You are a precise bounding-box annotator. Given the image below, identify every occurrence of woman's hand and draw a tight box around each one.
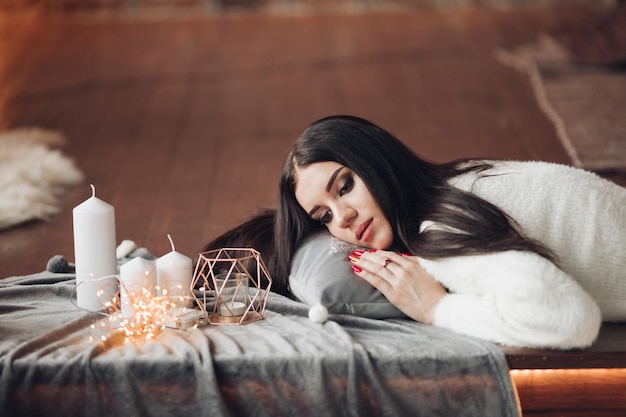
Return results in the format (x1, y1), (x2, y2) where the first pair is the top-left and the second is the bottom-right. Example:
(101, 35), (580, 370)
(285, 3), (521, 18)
(349, 250), (447, 324)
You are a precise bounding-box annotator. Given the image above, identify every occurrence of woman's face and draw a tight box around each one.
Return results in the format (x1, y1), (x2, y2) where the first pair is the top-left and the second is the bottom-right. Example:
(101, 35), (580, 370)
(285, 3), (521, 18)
(294, 161), (393, 249)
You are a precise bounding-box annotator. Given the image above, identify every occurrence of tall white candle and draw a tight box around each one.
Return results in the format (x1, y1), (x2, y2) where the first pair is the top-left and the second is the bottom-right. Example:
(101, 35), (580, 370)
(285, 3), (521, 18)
(156, 234), (193, 310)
(73, 185), (118, 311)
(119, 256), (157, 318)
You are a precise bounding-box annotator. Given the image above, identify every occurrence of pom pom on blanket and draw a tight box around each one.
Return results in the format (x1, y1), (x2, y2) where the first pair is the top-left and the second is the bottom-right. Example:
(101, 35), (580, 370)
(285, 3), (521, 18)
(308, 303), (329, 324)
(47, 241), (156, 274)
(116, 239), (138, 259)
(47, 255), (75, 274)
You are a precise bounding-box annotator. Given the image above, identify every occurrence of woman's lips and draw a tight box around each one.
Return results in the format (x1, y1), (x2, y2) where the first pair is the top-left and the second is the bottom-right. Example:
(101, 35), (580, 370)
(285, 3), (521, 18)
(356, 218), (373, 242)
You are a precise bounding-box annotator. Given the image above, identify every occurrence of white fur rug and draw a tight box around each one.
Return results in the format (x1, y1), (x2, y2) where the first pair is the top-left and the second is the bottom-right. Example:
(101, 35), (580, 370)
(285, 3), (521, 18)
(0, 128), (84, 230)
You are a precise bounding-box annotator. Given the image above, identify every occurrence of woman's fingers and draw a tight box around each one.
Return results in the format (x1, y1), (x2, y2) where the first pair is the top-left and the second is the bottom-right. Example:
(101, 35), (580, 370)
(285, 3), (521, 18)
(348, 249), (446, 324)
(354, 266), (395, 294)
(349, 250), (415, 284)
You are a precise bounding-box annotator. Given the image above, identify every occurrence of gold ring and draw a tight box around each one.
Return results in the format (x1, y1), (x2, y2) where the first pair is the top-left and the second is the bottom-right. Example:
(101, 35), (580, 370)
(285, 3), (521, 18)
(383, 257), (392, 268)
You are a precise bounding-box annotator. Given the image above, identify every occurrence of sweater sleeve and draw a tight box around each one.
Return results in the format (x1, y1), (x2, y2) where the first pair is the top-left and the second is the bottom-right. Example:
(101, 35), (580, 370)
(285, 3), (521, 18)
(449, 160), (626, 321)
(419, 251), (601, 350)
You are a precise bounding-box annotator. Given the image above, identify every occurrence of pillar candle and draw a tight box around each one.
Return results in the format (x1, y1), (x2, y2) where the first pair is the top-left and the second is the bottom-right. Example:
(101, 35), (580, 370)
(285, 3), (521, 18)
(73, 185), (118, 311)
(120, 256), (157, 318)
(156, 234), (193, 310)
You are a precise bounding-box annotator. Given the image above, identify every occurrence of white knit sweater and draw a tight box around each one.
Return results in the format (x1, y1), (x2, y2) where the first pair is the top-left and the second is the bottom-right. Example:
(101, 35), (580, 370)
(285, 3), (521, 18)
(423, 161), (626, 349)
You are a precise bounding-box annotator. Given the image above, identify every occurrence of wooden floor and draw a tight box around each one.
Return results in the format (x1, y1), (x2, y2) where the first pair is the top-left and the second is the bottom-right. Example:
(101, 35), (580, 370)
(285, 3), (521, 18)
(1, 4), (625, 415)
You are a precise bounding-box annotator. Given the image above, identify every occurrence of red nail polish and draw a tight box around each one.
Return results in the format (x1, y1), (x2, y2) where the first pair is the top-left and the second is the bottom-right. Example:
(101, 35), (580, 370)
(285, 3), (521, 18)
(351, 249), (364, 257)
(351, 265), (362, 273)
(368, 249), (377, 253)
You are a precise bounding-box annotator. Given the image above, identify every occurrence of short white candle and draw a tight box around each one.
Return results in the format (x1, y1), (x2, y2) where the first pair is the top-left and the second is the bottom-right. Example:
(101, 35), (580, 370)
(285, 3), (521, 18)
(218, 301), (247, 317)
(119, 256), (157, 318)
(73, 185), (118, 311)
(215, 272), (250, 317)
(156, 234), (193, 309)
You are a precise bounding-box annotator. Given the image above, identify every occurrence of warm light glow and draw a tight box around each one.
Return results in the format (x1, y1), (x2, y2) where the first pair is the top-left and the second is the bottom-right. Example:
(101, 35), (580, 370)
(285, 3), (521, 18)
(117, 287), (175, 343)
(509, 367), (626, 411)
(89, 284), (180, 345)
(510, 368), (625, 377)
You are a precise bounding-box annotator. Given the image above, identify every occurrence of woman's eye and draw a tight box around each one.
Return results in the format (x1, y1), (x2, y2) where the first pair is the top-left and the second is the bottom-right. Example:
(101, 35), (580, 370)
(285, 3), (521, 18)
(319, 210), (332, 225)
(339, 175), (353, 197)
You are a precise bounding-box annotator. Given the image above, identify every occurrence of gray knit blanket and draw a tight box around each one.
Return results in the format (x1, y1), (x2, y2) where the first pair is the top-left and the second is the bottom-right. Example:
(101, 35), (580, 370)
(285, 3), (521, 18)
(0, 271), (519, 417)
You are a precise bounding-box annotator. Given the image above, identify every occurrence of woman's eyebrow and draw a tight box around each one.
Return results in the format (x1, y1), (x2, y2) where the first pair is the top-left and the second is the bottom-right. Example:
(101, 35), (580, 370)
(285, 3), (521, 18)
(326, 166), (345, 192)
(308, 205), (320, 217)
(307, 166), (345, 217)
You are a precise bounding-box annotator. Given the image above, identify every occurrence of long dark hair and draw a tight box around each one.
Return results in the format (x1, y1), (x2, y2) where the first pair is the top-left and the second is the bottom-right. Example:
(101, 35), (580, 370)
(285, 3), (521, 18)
(274, 115), (553, 294)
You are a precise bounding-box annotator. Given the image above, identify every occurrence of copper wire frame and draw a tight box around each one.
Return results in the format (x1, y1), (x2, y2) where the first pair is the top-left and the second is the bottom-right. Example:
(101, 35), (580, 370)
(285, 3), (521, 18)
(191, 248), (272, 325)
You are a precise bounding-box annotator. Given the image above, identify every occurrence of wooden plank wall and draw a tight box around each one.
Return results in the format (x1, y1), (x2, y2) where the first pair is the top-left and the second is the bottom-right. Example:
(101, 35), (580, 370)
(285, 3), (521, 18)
(2, 7), (601, 277)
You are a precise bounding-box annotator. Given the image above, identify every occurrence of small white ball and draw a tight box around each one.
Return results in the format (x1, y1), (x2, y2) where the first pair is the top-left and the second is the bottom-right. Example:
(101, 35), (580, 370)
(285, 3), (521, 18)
(116, 240), (137, 259)
(308, 303), (329, 324)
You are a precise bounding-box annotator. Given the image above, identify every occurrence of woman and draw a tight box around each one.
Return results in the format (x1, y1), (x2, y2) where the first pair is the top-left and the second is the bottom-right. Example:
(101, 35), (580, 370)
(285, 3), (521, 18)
(206, 115), (626, 349)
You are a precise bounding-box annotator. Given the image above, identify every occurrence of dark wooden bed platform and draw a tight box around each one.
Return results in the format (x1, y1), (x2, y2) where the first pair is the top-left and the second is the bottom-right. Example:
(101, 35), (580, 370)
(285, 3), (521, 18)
(505, 323), (626, 416)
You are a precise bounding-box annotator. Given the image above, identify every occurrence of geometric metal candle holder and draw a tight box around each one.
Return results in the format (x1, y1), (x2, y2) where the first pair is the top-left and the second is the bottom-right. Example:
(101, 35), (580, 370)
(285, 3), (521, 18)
(191, 248), (272, 325)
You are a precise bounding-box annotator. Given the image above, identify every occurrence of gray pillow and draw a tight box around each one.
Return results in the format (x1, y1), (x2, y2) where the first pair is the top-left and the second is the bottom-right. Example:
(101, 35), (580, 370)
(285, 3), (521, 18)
(289, 230), (406, 319)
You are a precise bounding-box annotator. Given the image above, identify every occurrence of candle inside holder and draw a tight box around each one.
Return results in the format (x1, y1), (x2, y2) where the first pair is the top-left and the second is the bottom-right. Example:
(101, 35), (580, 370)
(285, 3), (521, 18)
(218, 301), (247, 317)
(215, 273), (249, 317)
(73, 185), (118, 311)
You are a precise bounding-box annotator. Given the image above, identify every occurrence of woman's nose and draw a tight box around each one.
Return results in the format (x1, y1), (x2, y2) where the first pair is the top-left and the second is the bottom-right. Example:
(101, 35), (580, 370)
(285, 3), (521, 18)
(334, 205), (356, 228)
